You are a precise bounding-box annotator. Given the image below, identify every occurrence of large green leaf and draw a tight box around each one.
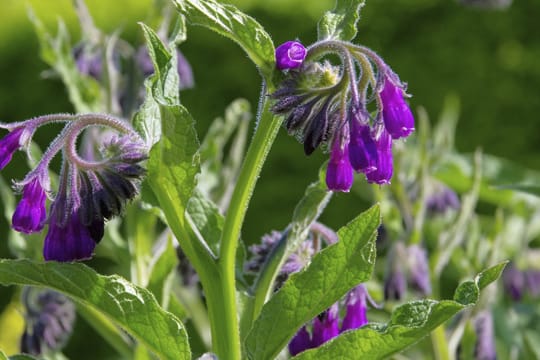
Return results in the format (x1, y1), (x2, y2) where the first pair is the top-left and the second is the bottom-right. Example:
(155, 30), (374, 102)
(317, 0), (366, 41)
(186, 190), (224, 257)
(245, 205), (380, 360)
(172, 0), (275, 78)
(292, 262), (508, 359)
(0, 260), (190, 360)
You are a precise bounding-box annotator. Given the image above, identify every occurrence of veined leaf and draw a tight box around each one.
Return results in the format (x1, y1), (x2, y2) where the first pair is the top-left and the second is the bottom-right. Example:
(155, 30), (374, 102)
(172, 0), (275, 78)
(292, 262), (508, 359)
(0, 259), (190, 360)
(246, 205), (380, 359)
(317, 0), (366, 41)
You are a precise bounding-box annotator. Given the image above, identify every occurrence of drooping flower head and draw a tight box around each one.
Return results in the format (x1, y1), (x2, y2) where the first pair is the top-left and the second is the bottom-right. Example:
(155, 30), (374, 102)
(0, 113), (148, 262)
(271, 38), (414, 191)
(20, 287), (76, 356)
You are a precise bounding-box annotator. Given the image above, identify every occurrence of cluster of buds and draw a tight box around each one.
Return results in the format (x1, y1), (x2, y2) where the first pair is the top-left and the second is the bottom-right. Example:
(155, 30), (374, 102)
(20, 288), (76, 356)
(271, 40), (414, 192)
(0, 113), (147, 261)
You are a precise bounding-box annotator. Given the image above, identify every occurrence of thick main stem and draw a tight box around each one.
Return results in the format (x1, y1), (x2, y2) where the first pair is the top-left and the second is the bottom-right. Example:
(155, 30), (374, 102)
(218, 83), (280, 359)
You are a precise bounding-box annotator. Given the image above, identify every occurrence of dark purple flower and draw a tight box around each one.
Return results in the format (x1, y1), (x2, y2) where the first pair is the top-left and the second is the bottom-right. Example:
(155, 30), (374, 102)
(275, 41), (306, 70)
(12, 178), (47, 234)
(349, 117), (378, 174)
(407, 245), (432, 296)
(73, 45), (103, 80)
(384, 267), (407, 301)
(326, 139), (354, 192)
(21, 288), (75, 356)
(0, 127), (24, 169)
(288, 326), (313, 356)
(426, 183), (461, 214)
(365, 129), (393, 185)
(341, 285), (369, 331)
(474, 311), (497, 360)
(503, 263), (526, 301)
(380, 77), (415, 139)
(524, 270), (540, 297)
(43, 208), (103, 262)
(311, 304), (340, 347)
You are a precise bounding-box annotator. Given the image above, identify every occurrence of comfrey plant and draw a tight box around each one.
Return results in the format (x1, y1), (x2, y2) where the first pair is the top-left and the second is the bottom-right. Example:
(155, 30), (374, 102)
(0, 1), (521, 359)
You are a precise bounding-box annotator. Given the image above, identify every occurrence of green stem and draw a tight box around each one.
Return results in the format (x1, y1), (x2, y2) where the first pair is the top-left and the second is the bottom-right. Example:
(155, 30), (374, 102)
(431, 325), (451, 360)
(218, 82), (280, 359)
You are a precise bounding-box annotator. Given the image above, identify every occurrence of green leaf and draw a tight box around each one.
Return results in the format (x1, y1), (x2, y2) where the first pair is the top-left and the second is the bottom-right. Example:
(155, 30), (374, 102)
(476, 260), (509, 290)
(0, 350), (6, 360)
(28, 10), (101, 113)
(246, 205), (380, 360)
(250, 175), (332, 325)
(147, 236), (179, 307)
(0, 260), (190, 360)
(434, 153), (540, 208)
(186, 190), (224, 257)
(172, 0), (275, 78)
(8, 355), (38, 360)
(317, 0), (366, 41)
(292, 262), (508, 360)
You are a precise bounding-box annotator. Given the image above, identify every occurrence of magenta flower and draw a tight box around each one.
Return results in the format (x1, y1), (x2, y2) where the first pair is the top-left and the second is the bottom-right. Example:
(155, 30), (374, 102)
(288, 326), (313, 356)
(311, 304), (340, 347)
(380, 77), (415, 139)
(366, 129), (393, 185)
(12, 178), (47, 234)
(341, 285), (369, 331)
(349, 118), (378, 174)
(326, 139), (354, 192)
(275, 41), (307, 70)
(0, 127), (24, 169)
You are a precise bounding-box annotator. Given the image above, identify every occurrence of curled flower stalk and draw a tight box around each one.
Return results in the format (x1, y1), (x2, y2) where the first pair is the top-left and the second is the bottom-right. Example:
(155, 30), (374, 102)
(271, 39), (415, 191)
(0, 113), (148, 261)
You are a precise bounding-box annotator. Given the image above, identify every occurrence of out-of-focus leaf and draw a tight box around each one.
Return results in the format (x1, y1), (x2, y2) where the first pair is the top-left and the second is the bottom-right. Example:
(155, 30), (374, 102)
(317, 0), (365, 41)
(172, 0), (275, 78)
(246, 205), (380, 359)
(28, 10), (100, 113)
(147, 236), (179, 307)
(0, 260), (190, 360)
(434, 153), (540, 208)
(292, 262), (508, 360)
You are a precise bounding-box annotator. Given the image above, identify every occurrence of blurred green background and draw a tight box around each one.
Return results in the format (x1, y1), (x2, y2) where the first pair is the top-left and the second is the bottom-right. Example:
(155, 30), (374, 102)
(0, 0), (539, 356)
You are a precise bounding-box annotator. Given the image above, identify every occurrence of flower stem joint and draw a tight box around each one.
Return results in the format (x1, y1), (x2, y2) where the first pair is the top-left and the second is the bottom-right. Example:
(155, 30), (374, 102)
(0, 114), (148, 262)
(271, 40), (415, 192)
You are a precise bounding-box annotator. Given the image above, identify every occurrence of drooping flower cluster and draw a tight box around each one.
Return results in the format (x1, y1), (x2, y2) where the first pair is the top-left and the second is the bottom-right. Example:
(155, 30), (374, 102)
(0, 113), (147, 261)
(384, 242), (431, 300)
(503, 262), (540, 301)
(272, 40), (415, 192)
(288, 285), (373, 356)
(20, 287), (76, 356)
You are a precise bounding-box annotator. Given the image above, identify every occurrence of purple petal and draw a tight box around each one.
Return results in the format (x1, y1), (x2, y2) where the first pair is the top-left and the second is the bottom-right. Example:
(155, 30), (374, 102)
(380, 78), (415, 139)
(312, 304), (339, 347)
(288, 326), (313, 356)
(12, 178), (47, 233)
(326, 139), (354, 192)
(341, 285), (369, 331)
(0, 127), (24, 169)
(365, 129), (393, 185)
(275, 41), (307, 70)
